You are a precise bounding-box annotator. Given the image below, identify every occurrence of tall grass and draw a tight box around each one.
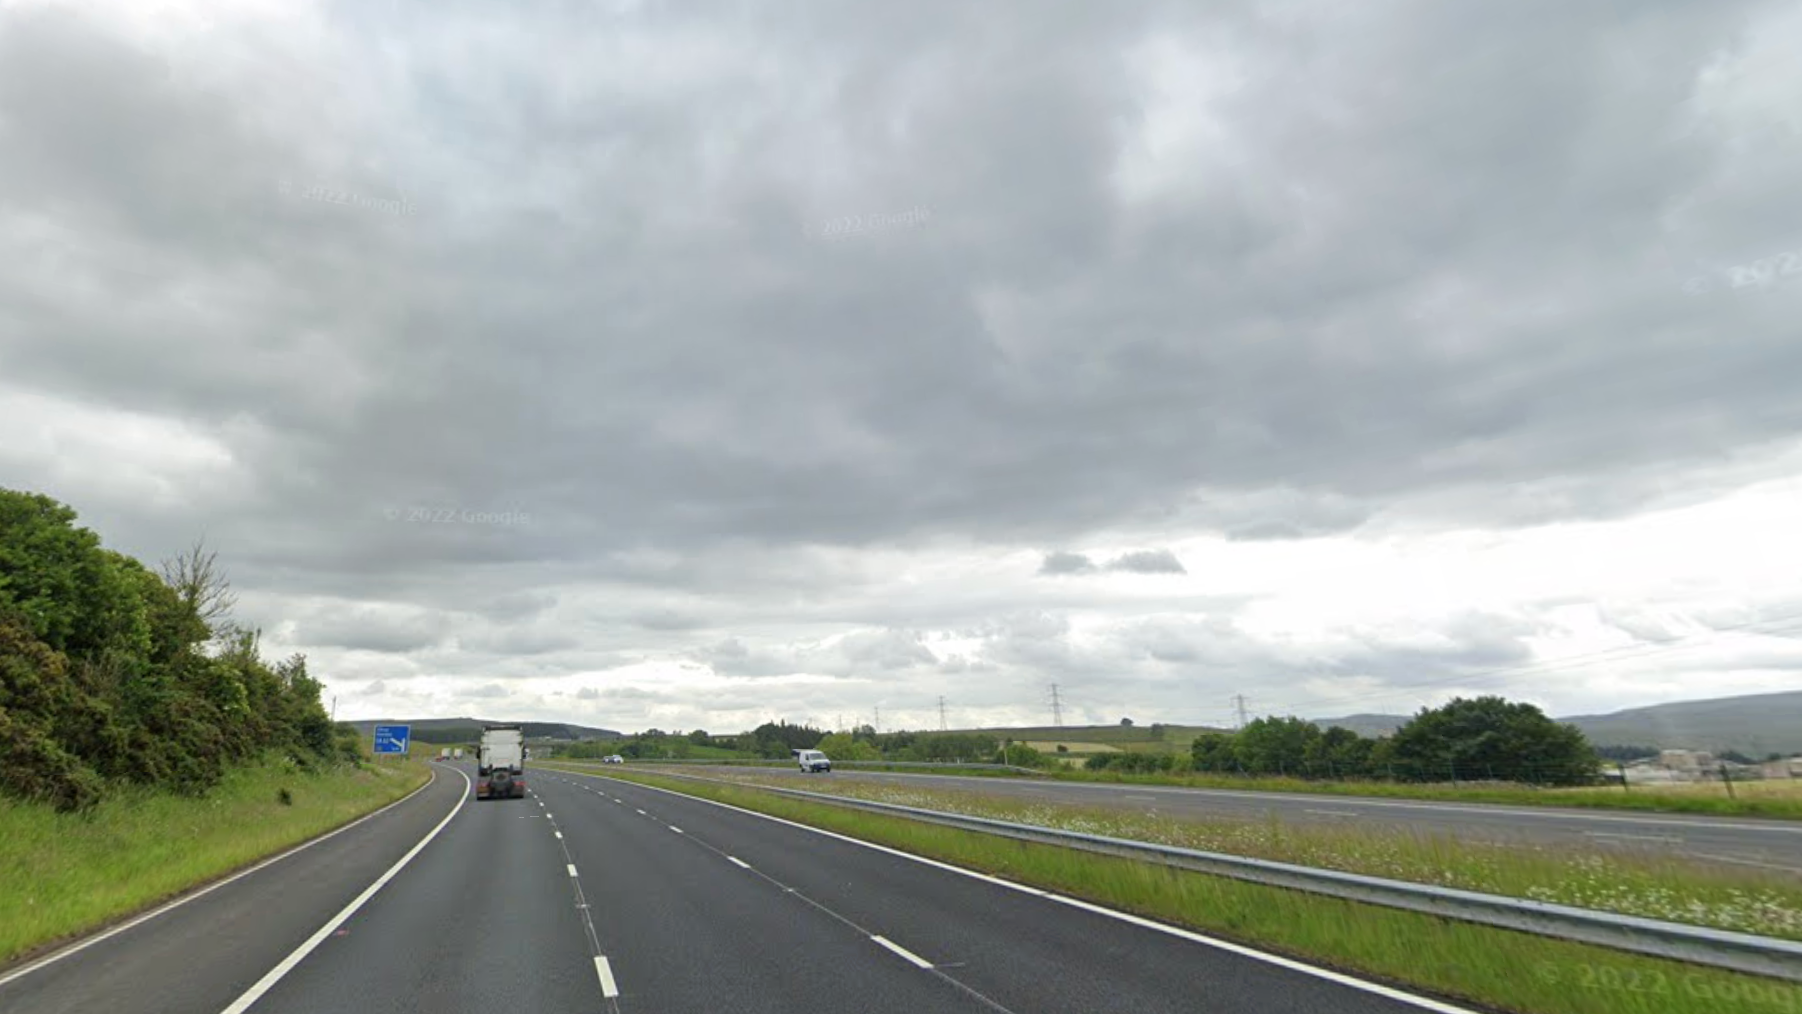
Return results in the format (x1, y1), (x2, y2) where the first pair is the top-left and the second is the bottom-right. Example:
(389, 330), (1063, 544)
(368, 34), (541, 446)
(0, 756), (430, 967)
(574, 768), (1802, 1014)
(1045, 767), (1802, 818)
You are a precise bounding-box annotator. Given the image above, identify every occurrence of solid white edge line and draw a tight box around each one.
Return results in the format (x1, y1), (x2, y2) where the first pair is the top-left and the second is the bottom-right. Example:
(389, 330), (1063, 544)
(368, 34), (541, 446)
(567, 864), (578, 877)
(871, 935), (934, 969)
(0, 766), (441, 989)
(594, 955), (619, 998)
(557, 768), (1488, 1014)
(726, 856), (751, 869)
(216, 768), (471, 1014)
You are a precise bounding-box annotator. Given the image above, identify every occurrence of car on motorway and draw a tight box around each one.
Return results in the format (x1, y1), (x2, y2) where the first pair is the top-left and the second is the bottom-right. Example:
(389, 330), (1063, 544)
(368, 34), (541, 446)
(798, 749), (832, 773)
(602, 754), (624, 764)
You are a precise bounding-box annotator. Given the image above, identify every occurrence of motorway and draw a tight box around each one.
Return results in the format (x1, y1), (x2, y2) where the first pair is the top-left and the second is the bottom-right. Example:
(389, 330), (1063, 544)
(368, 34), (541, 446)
(0, 761), (1490, 1014)
(668, 765), (1802, 874)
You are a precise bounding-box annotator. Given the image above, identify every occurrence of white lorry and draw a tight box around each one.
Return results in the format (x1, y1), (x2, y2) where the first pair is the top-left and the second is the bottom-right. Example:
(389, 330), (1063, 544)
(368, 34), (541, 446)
(477, 725), (526, 799)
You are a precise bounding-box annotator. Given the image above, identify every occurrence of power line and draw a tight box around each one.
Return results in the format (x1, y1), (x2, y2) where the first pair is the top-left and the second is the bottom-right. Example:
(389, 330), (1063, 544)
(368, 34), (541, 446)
(1260, 610), (1802, 717)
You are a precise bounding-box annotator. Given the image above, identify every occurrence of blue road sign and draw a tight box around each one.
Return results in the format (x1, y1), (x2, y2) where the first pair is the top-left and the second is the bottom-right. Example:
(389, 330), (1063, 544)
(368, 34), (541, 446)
(373, 724), (410, 755)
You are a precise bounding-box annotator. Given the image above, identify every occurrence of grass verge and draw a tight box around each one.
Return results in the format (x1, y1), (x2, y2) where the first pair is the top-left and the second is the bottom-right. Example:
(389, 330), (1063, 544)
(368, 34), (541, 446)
(1042, 768), (1802, 820)
(553, 765), (1801, 1014)
(648, 768), (1802, 940)
(0, 755), (430, 967)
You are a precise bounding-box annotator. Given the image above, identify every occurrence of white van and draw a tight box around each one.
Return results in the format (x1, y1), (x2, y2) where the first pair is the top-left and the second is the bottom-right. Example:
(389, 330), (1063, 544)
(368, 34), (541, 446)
(797, 749), (832, 773)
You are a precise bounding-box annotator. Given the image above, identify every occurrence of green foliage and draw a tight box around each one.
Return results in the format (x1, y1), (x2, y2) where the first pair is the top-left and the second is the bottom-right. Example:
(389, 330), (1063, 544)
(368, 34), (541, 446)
(0, 488), (347, 811)
(1235, 716), (1323, 776)
(816, 733), (882, 761)
(997, 742), (1053, 768)
(1178, 697), (1603, 786)
(1389, 696), (1600, 786)
(1085, 751), (1175, 773)
(748, 720), (825, 757)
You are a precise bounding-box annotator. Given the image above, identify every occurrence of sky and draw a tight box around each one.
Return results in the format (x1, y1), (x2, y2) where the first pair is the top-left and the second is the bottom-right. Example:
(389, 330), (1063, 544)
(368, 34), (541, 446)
(3, 0), (1801, 736)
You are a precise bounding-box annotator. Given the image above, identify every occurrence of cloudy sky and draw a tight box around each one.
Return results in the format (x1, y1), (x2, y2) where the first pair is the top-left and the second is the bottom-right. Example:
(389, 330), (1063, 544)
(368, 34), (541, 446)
(4, 0), (1801, 735)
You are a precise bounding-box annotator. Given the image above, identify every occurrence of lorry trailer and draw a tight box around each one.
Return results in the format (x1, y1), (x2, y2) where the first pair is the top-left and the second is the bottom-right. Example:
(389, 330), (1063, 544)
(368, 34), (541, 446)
(476, 724), (526, 799)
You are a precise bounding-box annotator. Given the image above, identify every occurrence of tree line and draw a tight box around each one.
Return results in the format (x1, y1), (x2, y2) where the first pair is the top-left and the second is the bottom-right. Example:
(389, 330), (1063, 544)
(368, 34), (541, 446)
(1080, 697), (1603, 785)
(0, 489), (359, 811)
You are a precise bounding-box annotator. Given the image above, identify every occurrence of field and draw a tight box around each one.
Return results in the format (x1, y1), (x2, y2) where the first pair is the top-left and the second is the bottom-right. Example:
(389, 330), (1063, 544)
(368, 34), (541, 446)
(570, 766), (1802, 1014)
(979, 723), (1215, 754)
(0, 756), (431, 967)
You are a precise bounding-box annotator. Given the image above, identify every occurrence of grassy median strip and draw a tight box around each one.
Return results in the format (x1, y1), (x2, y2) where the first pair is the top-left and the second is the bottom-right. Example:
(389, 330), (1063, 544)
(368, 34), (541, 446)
(1045, 768), (1802, 820)
(665, 768), (1802, 942)
(0, 756), (431, 968)
(554, 764), (1801, 1014)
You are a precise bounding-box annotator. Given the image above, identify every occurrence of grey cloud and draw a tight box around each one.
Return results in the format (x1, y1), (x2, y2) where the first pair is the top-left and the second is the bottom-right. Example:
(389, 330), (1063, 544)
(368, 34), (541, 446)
(1105, 549), (1187, 574)
(576, 687), (600, 700)
(1039, 551), (1098, 575)
(4, 3), (1798, 723)
(293, 606), (452, 653)
(466, 683), (510, 699)
(633, 609), (709, 631)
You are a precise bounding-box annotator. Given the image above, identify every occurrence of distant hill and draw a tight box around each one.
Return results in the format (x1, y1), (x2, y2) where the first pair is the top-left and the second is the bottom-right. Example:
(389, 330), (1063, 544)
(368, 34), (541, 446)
(345, 717), (623, 744)
(1312, 691), (1802, 757)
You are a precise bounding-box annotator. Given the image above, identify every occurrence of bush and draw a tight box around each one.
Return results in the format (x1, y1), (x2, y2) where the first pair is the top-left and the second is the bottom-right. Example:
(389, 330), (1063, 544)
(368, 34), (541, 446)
(0, 488), (348, 808)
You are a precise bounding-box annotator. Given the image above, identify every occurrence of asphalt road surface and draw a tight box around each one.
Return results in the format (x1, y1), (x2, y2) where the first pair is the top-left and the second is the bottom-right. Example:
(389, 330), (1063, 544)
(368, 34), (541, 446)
(0, 761), (1491, 1014)
(673, 765), (1802, 874)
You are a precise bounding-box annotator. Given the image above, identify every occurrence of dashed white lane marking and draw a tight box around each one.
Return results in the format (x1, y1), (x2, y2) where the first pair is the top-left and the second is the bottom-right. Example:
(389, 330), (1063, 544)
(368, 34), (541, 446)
(555, 831), (564, 839)
(636, 809), (647, 815)
(1676, 851), (1802, 873)
(566, 769), (1488, 1014)
(727, 856), (751, 869)
(567, 864), (579, 877)
(1582, 832), (1682, 843)
(872, 935), (934, 969)
(1304, 809), (1361, 817)
(594, 955), (619, 998)
(670, 826), (684, 834)
(216, 768), (472, 1014)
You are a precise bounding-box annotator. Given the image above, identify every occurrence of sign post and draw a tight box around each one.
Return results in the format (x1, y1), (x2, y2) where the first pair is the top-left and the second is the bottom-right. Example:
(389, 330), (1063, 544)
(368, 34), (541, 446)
(374, 724), (410, 763)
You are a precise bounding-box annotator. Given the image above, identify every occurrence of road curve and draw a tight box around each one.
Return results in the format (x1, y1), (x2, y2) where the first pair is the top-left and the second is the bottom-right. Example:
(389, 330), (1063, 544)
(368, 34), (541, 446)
(667, 764), (1802, 873)
(0, 764), (467, 1014)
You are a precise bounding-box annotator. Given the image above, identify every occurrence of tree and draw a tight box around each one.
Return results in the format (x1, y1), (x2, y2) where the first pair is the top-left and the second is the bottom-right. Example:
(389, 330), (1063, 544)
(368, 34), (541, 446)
(688, 729), (710, 746)
(1302, 726), (1377, 779)
(158, 537), (237, 640)
(0, 488), (348, 809)
(1234, 716), (1322, 777)
(1388, 696), (1599, 786)
(1120, 717), (1134, 727)
(1190, 732), (1239, 773)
